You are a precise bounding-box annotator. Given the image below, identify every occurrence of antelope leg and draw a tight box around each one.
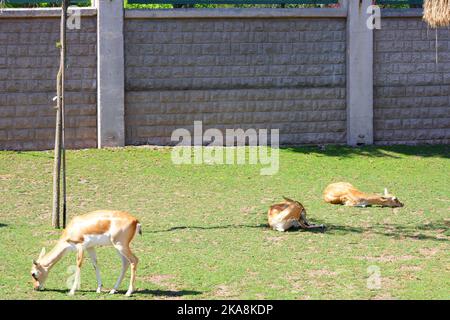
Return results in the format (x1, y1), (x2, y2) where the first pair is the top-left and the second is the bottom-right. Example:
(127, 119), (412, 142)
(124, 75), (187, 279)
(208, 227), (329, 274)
(299, 211), (325, 230)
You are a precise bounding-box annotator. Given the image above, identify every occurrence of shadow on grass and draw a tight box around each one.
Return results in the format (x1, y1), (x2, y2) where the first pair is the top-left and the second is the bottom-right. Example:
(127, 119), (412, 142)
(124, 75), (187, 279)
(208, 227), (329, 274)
(0, 223), (7, 228)
(150, 224), (268, 233)
(284, 225), (326, 233)
(152, 220), (448, 242)
(42, 288), (202, 298)
(9, 151), (53, 159)
(315, 219), (449, 243)
(152, 223), (326, 233)
(4, 145), (449, 160)
(282, 145), (450, 159)
(42, 288), (98, 294)
(134, 289), (202, 297)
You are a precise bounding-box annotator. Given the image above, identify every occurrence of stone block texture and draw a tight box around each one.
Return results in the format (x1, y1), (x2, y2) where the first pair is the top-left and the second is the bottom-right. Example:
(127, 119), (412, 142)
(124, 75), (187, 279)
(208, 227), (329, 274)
(0, 17), (97, 151)
(124, 18), (347, 146)
(374, 18), (450, 145)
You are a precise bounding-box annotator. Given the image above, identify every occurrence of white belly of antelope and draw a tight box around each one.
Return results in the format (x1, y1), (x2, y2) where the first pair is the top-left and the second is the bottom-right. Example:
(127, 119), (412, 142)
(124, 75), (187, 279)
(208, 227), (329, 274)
(272, 219), (300, 232)
(83, 234), (112, 248)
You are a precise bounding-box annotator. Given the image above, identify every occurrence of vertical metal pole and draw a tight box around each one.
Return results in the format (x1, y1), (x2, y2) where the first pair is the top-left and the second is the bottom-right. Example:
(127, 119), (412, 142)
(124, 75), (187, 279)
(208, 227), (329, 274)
(52, 74), (61, 229)
(61, 0), (68, 229)
(52, 0), (68, 229)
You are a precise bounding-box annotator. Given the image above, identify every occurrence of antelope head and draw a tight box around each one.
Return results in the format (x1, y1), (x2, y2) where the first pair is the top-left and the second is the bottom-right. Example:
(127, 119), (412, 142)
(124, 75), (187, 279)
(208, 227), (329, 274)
(379, 188), (404, 208)
(31, 248), (49, 291)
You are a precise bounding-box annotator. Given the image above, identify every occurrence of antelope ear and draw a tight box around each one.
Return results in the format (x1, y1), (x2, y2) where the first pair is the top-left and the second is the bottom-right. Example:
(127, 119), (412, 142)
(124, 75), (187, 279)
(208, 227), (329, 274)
(38, 247), (46, 260)
(384, 188), (389, 196)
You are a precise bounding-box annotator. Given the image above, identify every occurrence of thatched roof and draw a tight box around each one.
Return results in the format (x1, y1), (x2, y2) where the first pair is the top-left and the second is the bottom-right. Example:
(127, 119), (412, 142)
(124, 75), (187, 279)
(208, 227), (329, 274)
(423, 0), (450, 28)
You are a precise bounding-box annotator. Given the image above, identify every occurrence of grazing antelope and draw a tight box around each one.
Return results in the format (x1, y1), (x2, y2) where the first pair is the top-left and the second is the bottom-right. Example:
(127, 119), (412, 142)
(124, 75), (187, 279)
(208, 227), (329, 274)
(31, 210), (141, 296)
(268, 197), (325, 232)
(323, 182), (404, 208)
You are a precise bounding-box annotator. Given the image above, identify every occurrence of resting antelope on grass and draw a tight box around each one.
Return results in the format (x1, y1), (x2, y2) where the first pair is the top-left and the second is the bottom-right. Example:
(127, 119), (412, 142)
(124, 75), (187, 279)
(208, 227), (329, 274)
(268, 197), (325, 232)
(31, 210), (141, 296)
(323, 182), (404, 208)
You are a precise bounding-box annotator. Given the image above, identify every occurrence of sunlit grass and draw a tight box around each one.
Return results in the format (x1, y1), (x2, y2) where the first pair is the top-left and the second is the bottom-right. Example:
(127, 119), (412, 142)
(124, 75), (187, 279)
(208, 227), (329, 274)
(0, 145), (448, 299)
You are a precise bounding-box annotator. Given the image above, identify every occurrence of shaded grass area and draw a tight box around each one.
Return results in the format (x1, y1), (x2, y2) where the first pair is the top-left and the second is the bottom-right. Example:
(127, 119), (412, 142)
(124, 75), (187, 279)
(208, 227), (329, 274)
(0, 145), (448, 300)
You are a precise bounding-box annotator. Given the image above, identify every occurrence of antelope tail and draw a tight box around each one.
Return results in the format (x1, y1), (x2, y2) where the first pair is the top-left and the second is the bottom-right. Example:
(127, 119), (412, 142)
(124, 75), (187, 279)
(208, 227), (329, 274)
(136, 223), (142, 236)
(282, 196), (295, 203)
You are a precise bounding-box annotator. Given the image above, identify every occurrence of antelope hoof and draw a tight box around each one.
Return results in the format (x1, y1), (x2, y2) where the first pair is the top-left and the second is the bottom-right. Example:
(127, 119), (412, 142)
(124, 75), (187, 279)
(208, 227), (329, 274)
(96, 287), (102, 294)
(68, 290), (75, 296)
(125, 290), (133, 297)
(109, 289), (117, 295)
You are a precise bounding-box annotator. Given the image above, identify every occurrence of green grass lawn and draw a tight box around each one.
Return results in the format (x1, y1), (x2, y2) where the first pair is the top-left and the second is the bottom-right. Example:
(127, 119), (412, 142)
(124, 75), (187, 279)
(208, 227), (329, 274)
(0, 145), (449, 300)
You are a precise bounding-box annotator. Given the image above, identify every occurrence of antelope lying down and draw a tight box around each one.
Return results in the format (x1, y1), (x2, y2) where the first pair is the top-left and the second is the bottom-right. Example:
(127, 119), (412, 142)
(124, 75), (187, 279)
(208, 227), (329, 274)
(31, 210), (141, 296)
(323, 182), (404, 208)
(268, 197), (325, 232)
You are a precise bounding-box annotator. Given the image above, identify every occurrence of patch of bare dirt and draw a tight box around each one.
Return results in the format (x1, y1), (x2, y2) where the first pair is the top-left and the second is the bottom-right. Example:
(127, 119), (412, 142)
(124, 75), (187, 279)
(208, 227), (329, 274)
(265, 236), (285, 244)
(308, 269), (338, 277)
(240, 206), (256, 214)
(214, 284), (238, 298)
(287, 271), (328, 294)
(246, 270), (259, 278)
(400, 265), (422, 272)
(254, 293), (265, 299)
(261, 197), (277, 204)
(142, 274), (177, 290)
(356, 255), (416, 263)
(418, 247), (440, 257)
(371, 292), (395, 300)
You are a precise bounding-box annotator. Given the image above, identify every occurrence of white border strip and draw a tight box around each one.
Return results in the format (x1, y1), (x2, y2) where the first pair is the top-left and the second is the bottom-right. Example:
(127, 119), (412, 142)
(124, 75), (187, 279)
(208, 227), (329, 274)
(0, 8), (97, 18)
(125, 8), (348, 19)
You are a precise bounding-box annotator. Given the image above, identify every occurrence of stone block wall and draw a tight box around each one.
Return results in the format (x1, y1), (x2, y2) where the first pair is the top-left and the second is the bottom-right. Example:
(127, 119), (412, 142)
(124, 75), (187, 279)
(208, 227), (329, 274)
(2, 8), (450, 150)
(0, 15), (97, 150)
(124, 18), (347, 145)
(374, 18), (450, 145)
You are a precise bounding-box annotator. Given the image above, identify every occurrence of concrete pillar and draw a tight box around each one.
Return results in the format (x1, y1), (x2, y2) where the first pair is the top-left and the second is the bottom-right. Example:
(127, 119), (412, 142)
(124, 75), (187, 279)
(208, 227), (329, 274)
(345, 0), (374, 146)
(338, 0), (348, 10)
(96, 0), (125, 148)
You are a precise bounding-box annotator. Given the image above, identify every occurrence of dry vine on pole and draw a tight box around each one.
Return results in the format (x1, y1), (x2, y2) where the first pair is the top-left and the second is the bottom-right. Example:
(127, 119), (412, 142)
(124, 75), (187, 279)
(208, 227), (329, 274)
(52, 0), (69, 229)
